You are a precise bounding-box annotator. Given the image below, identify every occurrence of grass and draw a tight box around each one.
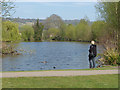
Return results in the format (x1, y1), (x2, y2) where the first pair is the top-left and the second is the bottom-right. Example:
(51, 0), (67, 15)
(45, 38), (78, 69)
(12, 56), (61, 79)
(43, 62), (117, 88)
(2, 65), (118, 73)
(2, 74), (118, 88)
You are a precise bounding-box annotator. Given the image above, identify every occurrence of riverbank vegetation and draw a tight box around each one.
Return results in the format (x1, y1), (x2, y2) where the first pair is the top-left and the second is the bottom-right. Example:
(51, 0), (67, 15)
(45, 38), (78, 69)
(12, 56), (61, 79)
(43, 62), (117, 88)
(1, 21), (21, 55)
(96, 2), (120, 65)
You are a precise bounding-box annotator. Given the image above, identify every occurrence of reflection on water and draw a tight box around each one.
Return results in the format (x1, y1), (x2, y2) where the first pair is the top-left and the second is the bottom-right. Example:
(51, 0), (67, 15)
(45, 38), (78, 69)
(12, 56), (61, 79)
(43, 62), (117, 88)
(2, 42), (103, 71)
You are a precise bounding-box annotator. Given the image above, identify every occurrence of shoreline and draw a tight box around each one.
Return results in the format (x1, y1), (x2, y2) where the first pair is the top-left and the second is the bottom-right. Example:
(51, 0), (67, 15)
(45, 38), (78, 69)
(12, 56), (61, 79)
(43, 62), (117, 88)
(1, 40), (99, 43)
(2, 65), (118, 73)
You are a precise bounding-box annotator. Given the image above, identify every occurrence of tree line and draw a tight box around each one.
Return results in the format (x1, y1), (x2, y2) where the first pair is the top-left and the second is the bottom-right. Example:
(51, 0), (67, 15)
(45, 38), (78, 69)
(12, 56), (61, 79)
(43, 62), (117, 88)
(2, 15), (105, 43)
(42, 14), (107, 43)
(2, 19), (44, 42)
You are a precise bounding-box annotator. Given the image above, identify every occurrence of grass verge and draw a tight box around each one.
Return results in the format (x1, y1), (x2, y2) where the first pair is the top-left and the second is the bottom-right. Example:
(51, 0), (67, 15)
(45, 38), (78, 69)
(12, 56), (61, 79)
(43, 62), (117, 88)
(2, 74), (118, 88)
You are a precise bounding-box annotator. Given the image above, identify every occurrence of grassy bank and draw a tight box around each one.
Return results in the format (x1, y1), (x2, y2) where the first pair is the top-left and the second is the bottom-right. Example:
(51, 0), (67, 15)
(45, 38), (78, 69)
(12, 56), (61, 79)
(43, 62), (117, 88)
(2, 74), (118, 88)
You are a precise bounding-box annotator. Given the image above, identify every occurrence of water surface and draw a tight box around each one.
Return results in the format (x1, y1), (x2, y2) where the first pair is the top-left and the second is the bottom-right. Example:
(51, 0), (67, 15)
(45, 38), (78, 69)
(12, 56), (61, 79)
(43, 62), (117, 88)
(2, 42), (103, 71)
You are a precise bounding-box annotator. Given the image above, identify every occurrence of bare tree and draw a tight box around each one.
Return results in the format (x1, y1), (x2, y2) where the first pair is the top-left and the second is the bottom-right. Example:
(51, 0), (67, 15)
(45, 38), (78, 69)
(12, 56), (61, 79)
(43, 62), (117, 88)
(0, 0), (15, 18)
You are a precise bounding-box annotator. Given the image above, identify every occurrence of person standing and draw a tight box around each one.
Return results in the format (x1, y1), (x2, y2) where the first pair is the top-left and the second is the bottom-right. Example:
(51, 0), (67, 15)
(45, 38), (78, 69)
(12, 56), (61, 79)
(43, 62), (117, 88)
(89, 41), (97, 68)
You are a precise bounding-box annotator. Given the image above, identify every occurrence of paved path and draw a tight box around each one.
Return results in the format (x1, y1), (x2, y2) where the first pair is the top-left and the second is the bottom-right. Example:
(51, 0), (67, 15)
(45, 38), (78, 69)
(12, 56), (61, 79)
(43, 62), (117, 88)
(1, 70), (119, 78)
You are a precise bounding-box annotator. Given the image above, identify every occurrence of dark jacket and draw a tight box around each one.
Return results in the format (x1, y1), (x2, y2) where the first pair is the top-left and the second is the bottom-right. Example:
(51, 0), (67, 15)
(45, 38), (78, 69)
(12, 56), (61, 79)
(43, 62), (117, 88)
(89, 44), (97, 58)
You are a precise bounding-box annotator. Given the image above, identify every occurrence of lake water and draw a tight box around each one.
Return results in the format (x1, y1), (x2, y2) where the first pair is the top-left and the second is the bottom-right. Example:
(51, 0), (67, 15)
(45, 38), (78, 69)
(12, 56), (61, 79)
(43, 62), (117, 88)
(2, 42), (103, 71)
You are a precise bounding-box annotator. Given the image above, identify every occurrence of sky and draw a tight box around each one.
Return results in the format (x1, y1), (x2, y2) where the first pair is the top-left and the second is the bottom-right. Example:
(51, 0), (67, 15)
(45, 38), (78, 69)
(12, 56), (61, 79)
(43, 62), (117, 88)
(13, 2), (98, 21)
(11, 0), (119, 2)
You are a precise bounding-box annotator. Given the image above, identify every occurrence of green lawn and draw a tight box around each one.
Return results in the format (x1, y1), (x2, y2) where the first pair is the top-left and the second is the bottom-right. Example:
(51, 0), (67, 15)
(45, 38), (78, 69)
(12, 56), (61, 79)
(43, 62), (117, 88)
(2, 74), (118, 88)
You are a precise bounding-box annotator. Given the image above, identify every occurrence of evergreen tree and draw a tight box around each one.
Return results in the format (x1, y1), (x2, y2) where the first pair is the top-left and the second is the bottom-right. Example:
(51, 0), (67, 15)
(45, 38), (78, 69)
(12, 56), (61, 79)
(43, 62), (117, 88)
(33, 19), (44, 41)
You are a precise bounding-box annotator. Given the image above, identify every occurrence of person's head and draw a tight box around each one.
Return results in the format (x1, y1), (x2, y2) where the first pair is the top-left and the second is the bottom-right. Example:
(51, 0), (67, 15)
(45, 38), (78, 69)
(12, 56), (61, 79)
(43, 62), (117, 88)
(91, 40), (95, 45)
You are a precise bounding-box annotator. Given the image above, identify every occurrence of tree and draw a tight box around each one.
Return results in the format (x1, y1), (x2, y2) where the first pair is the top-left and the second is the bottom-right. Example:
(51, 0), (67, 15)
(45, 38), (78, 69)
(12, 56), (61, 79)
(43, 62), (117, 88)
(96, 2), (120, 50)
(65, 24), (76, 41)
(75, 19), (91, 41)
(42, 30), (49, 40)
(59, 23), (66, 40)
(2, 21), (21, 41)
(1, 0), (15, 18)
(20, 25), (34, 41)
(33, 19), (44, 41)
(44, 14), (64, 30)
(48, 28), (60, 39)
(91, 21), (107, 41)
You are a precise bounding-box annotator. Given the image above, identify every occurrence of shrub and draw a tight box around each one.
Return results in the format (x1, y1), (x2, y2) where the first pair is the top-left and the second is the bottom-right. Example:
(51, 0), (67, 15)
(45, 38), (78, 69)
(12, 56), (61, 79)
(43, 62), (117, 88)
(2, 42), (16, 54)
(101, 48), (120, 65)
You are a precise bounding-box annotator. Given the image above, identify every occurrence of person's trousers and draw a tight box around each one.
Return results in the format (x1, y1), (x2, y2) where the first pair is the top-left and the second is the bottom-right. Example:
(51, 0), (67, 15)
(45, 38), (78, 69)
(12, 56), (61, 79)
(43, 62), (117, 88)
(89, 57), (95, 68)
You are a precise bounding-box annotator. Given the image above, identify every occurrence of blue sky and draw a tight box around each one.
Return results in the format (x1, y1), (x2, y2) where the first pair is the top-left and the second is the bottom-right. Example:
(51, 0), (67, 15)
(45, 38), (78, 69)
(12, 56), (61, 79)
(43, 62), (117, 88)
(13, 2), (98, 21)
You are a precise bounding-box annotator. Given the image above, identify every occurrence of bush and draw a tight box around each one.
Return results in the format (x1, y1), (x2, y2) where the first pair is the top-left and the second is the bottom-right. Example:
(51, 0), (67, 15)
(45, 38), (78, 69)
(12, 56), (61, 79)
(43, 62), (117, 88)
(101, 48), (120, 65)
(2, 42), (17, 55)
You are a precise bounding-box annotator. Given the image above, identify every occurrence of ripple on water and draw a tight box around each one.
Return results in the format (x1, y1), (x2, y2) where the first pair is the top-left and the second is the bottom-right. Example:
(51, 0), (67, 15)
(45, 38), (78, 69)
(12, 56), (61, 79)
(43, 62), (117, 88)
(2, 42), (103, 71)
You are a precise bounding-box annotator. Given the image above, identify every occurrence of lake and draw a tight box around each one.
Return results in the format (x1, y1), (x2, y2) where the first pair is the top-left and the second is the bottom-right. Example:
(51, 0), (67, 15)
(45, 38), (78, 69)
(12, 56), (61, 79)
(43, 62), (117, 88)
(2, 42), (103, 71)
